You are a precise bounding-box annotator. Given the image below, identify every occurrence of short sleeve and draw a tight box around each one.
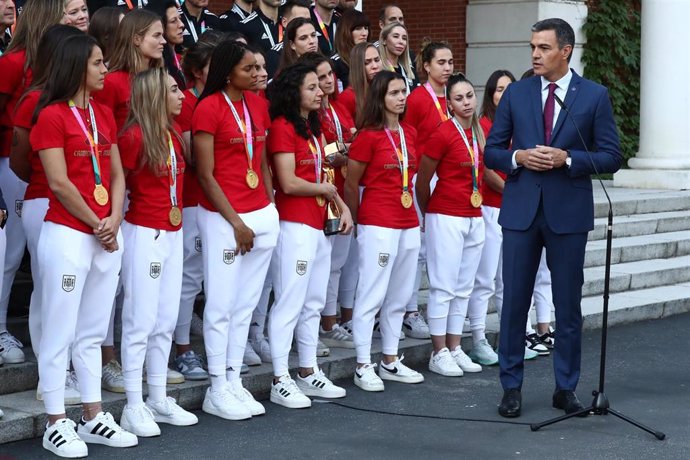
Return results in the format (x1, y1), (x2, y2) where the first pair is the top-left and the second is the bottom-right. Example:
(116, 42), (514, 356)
(266, 118), (297, 155)
(13, 93), (38, 129)
(348, 129), (374, 163)
(424, 127), (448, 161)
(30, 106), (66, 152)
(118, 126), (143, 171)
(192, 96), (221, 136)
(0, 52), (24, 95)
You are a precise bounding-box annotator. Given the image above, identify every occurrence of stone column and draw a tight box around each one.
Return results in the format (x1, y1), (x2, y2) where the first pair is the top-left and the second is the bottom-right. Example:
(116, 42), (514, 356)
(613, 0), (690, 190)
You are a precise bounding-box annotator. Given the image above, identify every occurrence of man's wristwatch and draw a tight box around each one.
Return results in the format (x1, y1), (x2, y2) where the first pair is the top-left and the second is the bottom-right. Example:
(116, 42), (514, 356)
(565, 150), (572, 168)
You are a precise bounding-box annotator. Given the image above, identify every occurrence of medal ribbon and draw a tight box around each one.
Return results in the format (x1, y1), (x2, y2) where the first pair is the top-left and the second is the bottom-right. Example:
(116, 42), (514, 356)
(451, 118), (480, 193)
(124, 0), (134, 9)
(307, 135), (322, 184)
(223, 92), (254, 170)
(327, 103), (343, 143)
(313, 8), (332, 51)
(68, 100), (103, 187)
(424, 82), (449, 122)
(167, 132), (178, 208)
(384, 127), (409, 193)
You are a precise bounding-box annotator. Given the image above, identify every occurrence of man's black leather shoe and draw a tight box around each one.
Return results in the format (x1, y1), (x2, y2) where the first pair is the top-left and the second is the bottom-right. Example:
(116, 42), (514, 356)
(552, 390), (588, 417)
(498, 389), (522, 418)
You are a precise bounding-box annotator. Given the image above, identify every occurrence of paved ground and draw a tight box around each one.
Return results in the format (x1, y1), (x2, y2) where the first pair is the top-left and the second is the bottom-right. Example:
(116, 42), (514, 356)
(2, 313), (688, 459)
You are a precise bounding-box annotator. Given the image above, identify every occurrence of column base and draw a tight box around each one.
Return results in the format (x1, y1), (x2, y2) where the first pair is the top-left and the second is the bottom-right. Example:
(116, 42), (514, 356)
(613, 169), (690, 190)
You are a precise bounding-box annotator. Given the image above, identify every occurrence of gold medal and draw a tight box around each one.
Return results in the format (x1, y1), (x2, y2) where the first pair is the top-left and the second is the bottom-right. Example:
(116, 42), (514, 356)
(470, 191), (483, 208)
(169, 206), (182, 226)
(246, 169), (259, 189)
(401, 191), (413, 209)
(93, 184), (109, 206)
(316, 196), (326, 207)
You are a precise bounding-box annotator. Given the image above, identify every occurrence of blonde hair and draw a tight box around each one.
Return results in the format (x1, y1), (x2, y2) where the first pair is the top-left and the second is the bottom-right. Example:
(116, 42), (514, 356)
(379, 22), (413, 80)
(123, 68), (182, 171)
(108, 9), (164, 76)
(6, 0), (66, 70)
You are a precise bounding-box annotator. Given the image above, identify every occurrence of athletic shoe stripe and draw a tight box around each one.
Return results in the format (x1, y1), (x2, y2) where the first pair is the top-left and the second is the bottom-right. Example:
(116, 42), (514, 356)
(49, 430), (60, 442)
(55, 438), (67, 448)
(91, 422), (103, 434)
(104, 429), (115, 439)
(98, 425), (110, 436)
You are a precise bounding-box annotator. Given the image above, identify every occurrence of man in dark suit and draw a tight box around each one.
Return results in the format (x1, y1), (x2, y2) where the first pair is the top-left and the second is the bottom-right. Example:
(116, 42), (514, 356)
(484, 18), (623, 418)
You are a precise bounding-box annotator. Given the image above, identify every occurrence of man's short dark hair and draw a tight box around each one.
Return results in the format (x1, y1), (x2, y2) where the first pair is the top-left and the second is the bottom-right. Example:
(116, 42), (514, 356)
(279, 0), (311, 19)
(378, 4), (400, 22)
(532, 18), (575, 62)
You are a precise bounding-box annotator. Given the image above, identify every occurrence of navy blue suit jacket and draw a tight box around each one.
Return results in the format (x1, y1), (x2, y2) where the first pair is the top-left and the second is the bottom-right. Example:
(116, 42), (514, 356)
(484, 71), (622, 234)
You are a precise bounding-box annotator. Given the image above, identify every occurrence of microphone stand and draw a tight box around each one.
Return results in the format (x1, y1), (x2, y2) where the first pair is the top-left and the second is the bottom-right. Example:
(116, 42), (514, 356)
(529, 95), (665, 440)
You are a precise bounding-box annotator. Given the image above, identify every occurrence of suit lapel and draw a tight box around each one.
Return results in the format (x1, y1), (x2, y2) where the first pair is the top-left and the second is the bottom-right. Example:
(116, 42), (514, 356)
(549, 70), (582, 145)
(531, 76), (545, 145)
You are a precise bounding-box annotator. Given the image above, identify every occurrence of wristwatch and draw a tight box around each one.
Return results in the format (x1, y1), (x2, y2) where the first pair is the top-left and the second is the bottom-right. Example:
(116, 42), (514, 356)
(565, 150), (572, 168)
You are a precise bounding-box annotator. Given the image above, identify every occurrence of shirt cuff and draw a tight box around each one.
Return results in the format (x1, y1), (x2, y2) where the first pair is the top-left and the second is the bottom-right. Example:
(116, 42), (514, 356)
(511, 150), (520, 169)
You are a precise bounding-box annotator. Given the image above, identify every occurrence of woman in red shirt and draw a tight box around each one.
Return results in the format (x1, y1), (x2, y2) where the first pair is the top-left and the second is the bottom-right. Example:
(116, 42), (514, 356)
(0, 0), (65, 367)
(30, 35), (136, 457)
(193, 41), (277, 420)
(266, 62), (352, 409)
(94, 9), (165, 130)
(338, 42), (382, 124)
(416, 73), (487, 377)
(117, 68), (198, 437)
(345, 71), (423, 392)
(10, 24), (83, 404)
(298, 52), (357, 349)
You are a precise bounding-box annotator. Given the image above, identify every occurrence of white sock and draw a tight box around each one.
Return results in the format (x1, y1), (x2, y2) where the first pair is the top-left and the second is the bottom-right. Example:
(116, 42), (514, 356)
(226, 367), (241, 382)
(210, 374), (227, 390)
(147, 384), (166, 403)
(472, 329), (486, 343)
(126, 390), (144, 406)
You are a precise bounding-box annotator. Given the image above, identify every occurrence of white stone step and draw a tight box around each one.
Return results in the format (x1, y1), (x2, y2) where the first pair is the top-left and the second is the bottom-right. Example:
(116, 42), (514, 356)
(584, 230), (690, 268)
(593, 184), (690, 218)
(589, 210), (690, 241)
(582, 255), (690, 297)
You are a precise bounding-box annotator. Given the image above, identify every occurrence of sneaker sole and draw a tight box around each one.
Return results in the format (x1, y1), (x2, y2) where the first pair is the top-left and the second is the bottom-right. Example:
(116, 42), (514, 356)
(120, 419), (161, 438)
(43, 437), (88, 458)
(296, 383), (346, 399)
(78, 431), (138, 447)
(179, 373), (209, 381)
(354, 377), (384, 392)
(469, 355), (499, 366)
(319, 338), (356, 349)
(378, 371), (424, 384)
(149, 412), (199, 426)
(1, 356), (25, 364)
(202, 400), (252, 420)
(316, 349), (330, 357)
(403, 329), (431, 340)
(244, 360), (262, 367)
(269, 393), (312, 409)
(429, 363), (463, 377)
(102, 384), (126, 394)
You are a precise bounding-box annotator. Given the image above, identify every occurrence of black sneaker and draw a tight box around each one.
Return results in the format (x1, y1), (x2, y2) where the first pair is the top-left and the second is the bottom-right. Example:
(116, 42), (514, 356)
(525, 333), (550, 356)
(538, 327), (555, 349)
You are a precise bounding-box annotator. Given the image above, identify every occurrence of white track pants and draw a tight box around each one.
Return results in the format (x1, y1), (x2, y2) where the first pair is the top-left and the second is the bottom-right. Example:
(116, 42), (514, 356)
(38, 222), (122, 414)
(324, 232), (352, 316)
(21, 197), (48, 356)
(121, 222), (183, 394)
(268, 221), (331, 376)
(426, 214), (484, 336)
(337, 235), (358, 309)
(249, 273), (272, 340)
(174, 206), (204, 345)
(353, 225), (420, 363)
(0, 158), (27, 331)
(199, 204), (279, 376)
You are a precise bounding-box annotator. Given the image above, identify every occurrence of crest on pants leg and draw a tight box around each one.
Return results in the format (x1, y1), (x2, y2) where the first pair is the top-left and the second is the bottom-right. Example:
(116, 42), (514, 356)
(150, 262), (162, 279)
(223, 249), (235, 265)
(62, 275), (76, 292)
(378, 253), (390, 267)
(296, 260), (307, 276)
(194, 237), (202, 252)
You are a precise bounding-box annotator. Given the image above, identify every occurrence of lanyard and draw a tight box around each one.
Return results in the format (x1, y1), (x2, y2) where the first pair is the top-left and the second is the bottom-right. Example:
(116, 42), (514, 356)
(167, 132), (178, 207)
(183, 12), (199, 42)
(307, 135), (322, 184)
(326, 103), (343, 143)
(451, 118), (480, 192)
(222, 91), (254, 167)
(68, 101), (103, 186)
(423, 82), (449, 122)
(384, 127), (409, 193)
(313, 8), (332, 51)
(191, 87), (199, 98)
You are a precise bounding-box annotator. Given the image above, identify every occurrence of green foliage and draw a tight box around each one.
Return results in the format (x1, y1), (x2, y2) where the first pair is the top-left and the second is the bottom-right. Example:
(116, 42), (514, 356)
(582, 0), (641, 165)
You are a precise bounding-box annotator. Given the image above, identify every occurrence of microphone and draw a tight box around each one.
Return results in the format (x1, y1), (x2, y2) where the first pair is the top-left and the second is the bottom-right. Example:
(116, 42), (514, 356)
(553, 93), (612, 212)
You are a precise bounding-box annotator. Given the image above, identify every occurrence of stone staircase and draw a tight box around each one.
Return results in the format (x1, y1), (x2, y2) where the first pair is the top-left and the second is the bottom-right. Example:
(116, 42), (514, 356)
(1, 182), (689, 445)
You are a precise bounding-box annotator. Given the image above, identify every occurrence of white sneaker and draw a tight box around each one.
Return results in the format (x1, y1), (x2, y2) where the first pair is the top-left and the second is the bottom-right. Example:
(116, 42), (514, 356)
(319, 324), (355, 349)
(43, 418), (88, 458)
(77, 411), (138, 447)
(0, 407), (3, 418)
(65, 371), (81, 405)
(296, 367), (346, 398)
(249, 335), (272, 363)
(190, 312), (204, 336)
(316, 339), (330, 357)
(244, 341), (262, 366)
(403, 312), (431, 339)
(202, 385), (252, 420)
(146, 396), (198, 426)
(167, 368), (185, 384)
(270, 375), (312, 409)
(451, 346), (483, 373)
(429, 348), (463, 377)
(354, 363), (385, 392)
(378, 356), (424, 384)
(524, 346), (538, 360)
(340, 320), (353, 335)
(0, 331), (25, 364)
(468, 339), (499, 366)
(229, 379), (265, 416)
(121, 404), (161, 437)
(102, 360), (125, 393)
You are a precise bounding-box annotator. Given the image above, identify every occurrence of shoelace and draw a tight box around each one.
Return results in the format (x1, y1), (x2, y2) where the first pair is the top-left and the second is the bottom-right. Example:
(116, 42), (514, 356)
(185, 352), (205, 368)
(0, 332), (22, 349)
(55, 419), (81, 443)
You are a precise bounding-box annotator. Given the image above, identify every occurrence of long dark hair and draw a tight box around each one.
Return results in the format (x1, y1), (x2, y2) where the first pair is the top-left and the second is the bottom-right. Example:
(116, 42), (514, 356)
(25, 25), (84, 94)
(334, 9), (370, 67)
(88, 6), (123, 63)
(267, 63), (321, 139)
(481, 69), (516, 121)
(198, 40), (251, 103)
(275, 17), (317, 77)
(358, 70), (405, 130)
(181, 33), (223, 84)
(33, 35), (100, 123)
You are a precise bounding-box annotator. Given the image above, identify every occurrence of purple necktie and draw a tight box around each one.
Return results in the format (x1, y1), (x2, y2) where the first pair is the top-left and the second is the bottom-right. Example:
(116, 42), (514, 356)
(544, 82), (557, 145)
